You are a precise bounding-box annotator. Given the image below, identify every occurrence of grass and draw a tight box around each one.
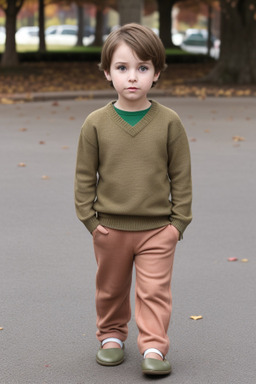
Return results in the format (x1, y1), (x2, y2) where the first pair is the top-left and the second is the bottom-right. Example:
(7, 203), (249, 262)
(0, 44), (103, 53)
(0, 44), (186, 55)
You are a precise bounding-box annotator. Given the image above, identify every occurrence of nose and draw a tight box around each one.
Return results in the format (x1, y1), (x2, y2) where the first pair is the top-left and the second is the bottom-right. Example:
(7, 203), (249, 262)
(128, 69), (137, 82)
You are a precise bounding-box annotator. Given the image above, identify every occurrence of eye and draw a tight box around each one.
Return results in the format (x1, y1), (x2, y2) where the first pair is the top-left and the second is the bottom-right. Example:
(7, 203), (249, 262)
(139, 65), (148, 72)
(117, 65), (126, 72)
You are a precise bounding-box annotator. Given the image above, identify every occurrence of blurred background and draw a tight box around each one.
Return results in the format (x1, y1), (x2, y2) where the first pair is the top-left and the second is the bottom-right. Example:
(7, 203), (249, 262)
(0, 0), (220, 57)
(0, 1), (255, 93)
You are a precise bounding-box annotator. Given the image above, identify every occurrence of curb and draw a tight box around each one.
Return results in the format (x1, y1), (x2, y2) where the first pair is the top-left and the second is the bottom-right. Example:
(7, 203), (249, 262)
(0, 89), (173, 103)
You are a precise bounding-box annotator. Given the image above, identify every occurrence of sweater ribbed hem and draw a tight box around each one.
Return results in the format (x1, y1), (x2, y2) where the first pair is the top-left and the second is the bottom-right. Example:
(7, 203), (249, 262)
(98, 214), (171, 232)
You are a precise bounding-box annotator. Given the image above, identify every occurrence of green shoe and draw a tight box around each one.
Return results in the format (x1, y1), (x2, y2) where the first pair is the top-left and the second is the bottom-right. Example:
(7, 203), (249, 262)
(96, 346), (125, 366)
(141, 358), (172, 376)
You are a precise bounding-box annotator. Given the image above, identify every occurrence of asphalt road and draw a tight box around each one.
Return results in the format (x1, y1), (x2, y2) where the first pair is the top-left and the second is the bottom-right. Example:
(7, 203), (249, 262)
(1, 97), (255, 384)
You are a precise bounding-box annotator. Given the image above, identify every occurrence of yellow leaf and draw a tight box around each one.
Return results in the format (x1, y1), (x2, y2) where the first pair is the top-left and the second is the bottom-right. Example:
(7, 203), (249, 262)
(18, 162), (26, 167)
(241, 259), (248, 263)
(1, 98), (14, 104)
(232, 136), (245, 142)
(190, 315), (203, 320)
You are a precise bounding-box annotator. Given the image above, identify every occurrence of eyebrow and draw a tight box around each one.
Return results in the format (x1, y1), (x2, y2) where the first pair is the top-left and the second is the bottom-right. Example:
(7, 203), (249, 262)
(114, 60), (152, 65)
(114, 61), (128, 65)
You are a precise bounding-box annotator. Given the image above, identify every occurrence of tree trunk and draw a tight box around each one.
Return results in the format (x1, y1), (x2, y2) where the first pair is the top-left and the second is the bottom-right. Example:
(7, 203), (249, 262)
(206, 0), (256, 84)
(38, 0), (46, 52)
(118, 0), (143, 25)
(207, 4), (213, 56)
(1, 0), (24, 67)
(94, 7), (104, 46)
(157, 0), (175, 48)
(76, 5), (84, 46)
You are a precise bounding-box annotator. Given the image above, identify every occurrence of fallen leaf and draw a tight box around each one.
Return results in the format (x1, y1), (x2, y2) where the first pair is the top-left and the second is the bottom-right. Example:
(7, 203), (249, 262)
(39, 141), (45, 145)
(19, 128), (27, 132)
(228, 257), (238, 262)
(190, 138), (197, 142)
(190, 315), (203, 320)
(41, 175), (50, 180)
(232, 136), (245, 142)
(0, 327), (3, 330)
(1, 98), (14, 104)
(52, 101), (59, 106)
(18, 162), (26, 167)
(241, 258), (248, 263)
(61, 145), (69, 149)
(69, 116), (75, 120)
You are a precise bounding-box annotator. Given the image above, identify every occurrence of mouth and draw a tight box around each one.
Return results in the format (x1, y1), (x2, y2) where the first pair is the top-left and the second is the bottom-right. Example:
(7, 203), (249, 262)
(127, 87), (138, 91)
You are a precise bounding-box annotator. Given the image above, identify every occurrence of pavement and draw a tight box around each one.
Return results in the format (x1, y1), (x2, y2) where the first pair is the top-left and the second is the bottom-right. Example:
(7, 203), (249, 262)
(0, 89), (181, 103)
(0, 96), (255, 384)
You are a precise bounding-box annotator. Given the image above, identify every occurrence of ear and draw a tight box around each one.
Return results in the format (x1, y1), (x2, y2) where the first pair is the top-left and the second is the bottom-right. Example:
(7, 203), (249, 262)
(153, 72), (160, 82)
(104, 70), (112, 81)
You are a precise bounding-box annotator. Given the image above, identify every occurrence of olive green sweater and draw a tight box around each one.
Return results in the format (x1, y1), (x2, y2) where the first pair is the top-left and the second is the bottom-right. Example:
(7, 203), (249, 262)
(75, 100), (192, 238)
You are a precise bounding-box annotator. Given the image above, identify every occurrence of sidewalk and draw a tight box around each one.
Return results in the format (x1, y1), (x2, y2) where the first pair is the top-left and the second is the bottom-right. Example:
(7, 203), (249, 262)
(1, 97), (255, 384)
(0, 88), (167, 103)
(1, 86), (255, 104)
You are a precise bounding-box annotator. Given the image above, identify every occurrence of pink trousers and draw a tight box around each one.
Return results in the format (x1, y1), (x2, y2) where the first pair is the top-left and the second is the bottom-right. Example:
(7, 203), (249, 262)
(92, 224), (177, 356)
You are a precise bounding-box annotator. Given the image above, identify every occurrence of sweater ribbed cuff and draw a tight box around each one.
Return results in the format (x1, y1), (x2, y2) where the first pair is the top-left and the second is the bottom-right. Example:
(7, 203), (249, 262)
(84, 216), (100, 233)
(169, 219), (187, 240)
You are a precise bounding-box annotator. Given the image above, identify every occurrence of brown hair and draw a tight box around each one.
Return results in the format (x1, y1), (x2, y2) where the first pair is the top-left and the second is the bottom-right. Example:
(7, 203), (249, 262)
(99, 23), (167, 75)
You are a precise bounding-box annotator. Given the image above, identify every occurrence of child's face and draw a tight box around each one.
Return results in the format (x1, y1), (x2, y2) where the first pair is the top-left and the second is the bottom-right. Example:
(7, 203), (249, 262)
(104, 42), (160, 109)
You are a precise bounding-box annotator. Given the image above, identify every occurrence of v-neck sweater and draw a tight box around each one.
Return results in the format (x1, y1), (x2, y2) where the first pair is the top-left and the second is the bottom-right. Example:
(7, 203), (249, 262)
(75, 100), (192, 237)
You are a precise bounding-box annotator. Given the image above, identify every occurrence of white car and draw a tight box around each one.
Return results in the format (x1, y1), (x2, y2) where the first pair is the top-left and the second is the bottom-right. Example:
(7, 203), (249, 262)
(181, 29), (220, 59)
(0, 27), (5, 44)
(172, 31), (184, 46)
(45, 25), (94, 46)
(15, 26), (39, 45)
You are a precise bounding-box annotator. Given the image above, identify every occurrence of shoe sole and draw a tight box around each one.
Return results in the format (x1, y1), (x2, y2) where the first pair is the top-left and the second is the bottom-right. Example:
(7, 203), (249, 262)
(96, 356), (124, 366)
(142, 368), (171, 376)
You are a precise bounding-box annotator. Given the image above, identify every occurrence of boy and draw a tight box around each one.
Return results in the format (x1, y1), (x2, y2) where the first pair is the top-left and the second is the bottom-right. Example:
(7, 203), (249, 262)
(75, 23), (192, 376)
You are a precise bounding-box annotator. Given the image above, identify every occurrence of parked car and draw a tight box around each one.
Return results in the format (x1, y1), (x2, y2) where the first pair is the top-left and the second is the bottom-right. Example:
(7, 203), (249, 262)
(84, 25), (95, 37)
(15, 26), (39, 45)
(45, 25), (94, 46)
(0, 26), (5, 44)
(181, 29), (220, 59)
(172, 31), (185, 46)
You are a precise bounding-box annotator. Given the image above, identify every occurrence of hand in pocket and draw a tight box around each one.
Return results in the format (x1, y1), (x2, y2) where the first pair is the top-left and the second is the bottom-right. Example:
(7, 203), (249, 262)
(93, 225), (109, 236)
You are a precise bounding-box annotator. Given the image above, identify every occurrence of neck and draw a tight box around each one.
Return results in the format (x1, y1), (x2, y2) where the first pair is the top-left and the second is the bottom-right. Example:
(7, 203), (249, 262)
(115, 98), (151, 111)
